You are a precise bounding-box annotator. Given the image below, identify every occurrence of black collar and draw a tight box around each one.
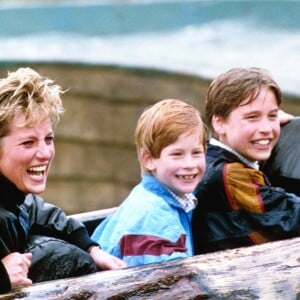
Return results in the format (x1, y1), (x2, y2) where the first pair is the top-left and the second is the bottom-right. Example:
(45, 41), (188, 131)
(0, 175), (25, 209)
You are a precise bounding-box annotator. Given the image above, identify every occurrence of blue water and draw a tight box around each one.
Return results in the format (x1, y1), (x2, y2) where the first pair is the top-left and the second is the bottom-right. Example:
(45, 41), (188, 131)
(0, 1), (300, 96)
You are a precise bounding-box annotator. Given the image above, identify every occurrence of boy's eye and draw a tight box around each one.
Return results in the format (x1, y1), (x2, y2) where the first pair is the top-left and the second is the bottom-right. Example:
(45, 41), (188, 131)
(269, 113), (278, 119)
(171, 152), (182, 156)
(193, 150), (204, 155)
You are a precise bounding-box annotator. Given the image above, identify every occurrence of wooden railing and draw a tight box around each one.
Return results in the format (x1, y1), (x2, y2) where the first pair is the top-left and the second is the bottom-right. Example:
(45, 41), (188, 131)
(0, 236), (299, 299)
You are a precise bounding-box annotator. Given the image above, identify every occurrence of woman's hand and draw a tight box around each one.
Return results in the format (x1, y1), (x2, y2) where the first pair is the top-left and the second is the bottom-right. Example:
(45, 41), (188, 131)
(88, 246), (127, 270)
(2, 252), (32, 288)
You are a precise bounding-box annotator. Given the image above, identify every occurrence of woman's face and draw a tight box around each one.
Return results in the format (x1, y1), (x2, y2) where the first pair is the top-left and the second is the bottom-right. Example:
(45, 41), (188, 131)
(0, 113), (55, 194)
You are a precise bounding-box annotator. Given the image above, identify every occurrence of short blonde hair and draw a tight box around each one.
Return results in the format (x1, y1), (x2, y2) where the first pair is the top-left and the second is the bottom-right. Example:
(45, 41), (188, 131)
(135, 98), (206, 175)
(0, 67), (64, 139)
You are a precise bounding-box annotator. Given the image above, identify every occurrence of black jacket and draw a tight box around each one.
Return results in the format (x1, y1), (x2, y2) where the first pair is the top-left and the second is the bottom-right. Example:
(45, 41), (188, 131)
(0, 261), (10, 293)
(192, 144), (300, 254)
(0, 175), (98, 293)
(262, 117), (300, 196)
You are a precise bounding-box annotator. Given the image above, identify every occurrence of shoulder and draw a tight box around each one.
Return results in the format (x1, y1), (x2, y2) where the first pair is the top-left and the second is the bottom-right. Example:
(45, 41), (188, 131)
(99, 184), (181, 235)
(224, 163), (265, 185)
(265, 117), (300, 178)
(263, 117), (300, 195)
(23, 193), (44, 207)
(119, 188), (174, 224)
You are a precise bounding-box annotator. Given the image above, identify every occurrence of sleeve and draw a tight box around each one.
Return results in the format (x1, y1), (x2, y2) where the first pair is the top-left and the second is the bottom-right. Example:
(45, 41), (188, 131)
(224, 163), (300, 236)
(248, 186), (300, 235)
(93, 201), (190, 267)
(0, 208), (29, 257)
(0, 260), (11, 294)
(119, 232), (188, 266)
(223, 162), (266, 213)
(23, 194), (98, 251)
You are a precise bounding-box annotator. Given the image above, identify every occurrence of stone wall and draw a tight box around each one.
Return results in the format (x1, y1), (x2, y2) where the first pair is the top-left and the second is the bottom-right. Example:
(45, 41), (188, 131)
(0, 62), (210, 213)
(0, 62), (299, 213)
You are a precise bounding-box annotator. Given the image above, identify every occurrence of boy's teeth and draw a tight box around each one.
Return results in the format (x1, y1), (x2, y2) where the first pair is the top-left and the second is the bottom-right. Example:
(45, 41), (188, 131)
(181, 175), (194, 179)
(256, 140), (269, 145)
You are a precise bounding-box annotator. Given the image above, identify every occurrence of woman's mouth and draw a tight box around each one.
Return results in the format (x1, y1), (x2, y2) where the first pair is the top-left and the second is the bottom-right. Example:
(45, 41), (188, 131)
(27, 165), (47, 177)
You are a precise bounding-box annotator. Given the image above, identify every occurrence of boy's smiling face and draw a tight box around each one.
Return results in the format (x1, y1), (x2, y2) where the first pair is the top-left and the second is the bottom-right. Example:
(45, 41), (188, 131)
(213, 86), (280, 162)
(143, 130), (206, 198)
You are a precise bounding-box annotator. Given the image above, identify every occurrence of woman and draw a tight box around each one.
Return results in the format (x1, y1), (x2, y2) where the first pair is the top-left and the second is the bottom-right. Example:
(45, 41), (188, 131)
(0, 67), (126, 293)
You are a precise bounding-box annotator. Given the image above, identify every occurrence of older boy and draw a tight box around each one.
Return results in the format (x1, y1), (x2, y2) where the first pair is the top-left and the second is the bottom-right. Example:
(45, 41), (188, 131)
(192, 67), (300, 254)
(92, 99), (207, 266)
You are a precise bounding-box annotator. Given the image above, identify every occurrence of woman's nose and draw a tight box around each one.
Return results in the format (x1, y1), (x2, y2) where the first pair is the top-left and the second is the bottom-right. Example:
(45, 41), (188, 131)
(36, 143), (53, 159)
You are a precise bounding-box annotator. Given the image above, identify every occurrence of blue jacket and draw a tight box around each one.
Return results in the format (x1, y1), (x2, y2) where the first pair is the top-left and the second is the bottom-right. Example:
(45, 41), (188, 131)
(92, 174), (194, 266)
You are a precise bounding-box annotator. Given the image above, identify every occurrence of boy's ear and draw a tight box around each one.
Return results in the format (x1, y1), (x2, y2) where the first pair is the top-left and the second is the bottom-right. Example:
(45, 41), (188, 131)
(212, 115), (225, 135)
(141, 151), (156, 171)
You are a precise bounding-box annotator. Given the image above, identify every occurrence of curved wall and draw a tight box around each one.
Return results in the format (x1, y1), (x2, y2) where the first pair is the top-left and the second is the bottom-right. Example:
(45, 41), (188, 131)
(2, 62), (299, 213)
(0, 62), (211, 213)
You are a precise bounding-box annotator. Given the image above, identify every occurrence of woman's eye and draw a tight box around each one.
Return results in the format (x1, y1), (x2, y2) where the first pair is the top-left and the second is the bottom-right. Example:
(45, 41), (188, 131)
(22, 140), (34, 147)
(46, 136), (54, 143)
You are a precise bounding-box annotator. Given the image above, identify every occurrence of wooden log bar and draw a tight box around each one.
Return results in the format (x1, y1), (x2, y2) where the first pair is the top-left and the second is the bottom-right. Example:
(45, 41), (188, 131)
(1, 237), (299, 300)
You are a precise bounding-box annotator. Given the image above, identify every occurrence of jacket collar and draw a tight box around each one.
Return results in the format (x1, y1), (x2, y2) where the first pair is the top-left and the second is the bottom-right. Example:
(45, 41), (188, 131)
(0, 175), (25, 209)
(210, 138), (259, 170)
(142, 174), (189, 210)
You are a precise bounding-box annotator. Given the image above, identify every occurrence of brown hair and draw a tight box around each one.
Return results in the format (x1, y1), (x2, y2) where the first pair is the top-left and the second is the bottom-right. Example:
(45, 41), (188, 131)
(135, 98), (206, 175)
(205, 67), (282, 137)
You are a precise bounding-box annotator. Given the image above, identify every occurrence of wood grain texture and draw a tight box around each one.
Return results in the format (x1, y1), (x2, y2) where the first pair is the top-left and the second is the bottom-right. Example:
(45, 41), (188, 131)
(1, 237), (299, 300)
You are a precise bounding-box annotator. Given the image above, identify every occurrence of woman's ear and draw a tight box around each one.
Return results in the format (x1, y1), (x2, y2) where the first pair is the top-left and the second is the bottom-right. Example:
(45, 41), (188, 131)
(141, 151), (156, 172)
(212, 115), (225, 135)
